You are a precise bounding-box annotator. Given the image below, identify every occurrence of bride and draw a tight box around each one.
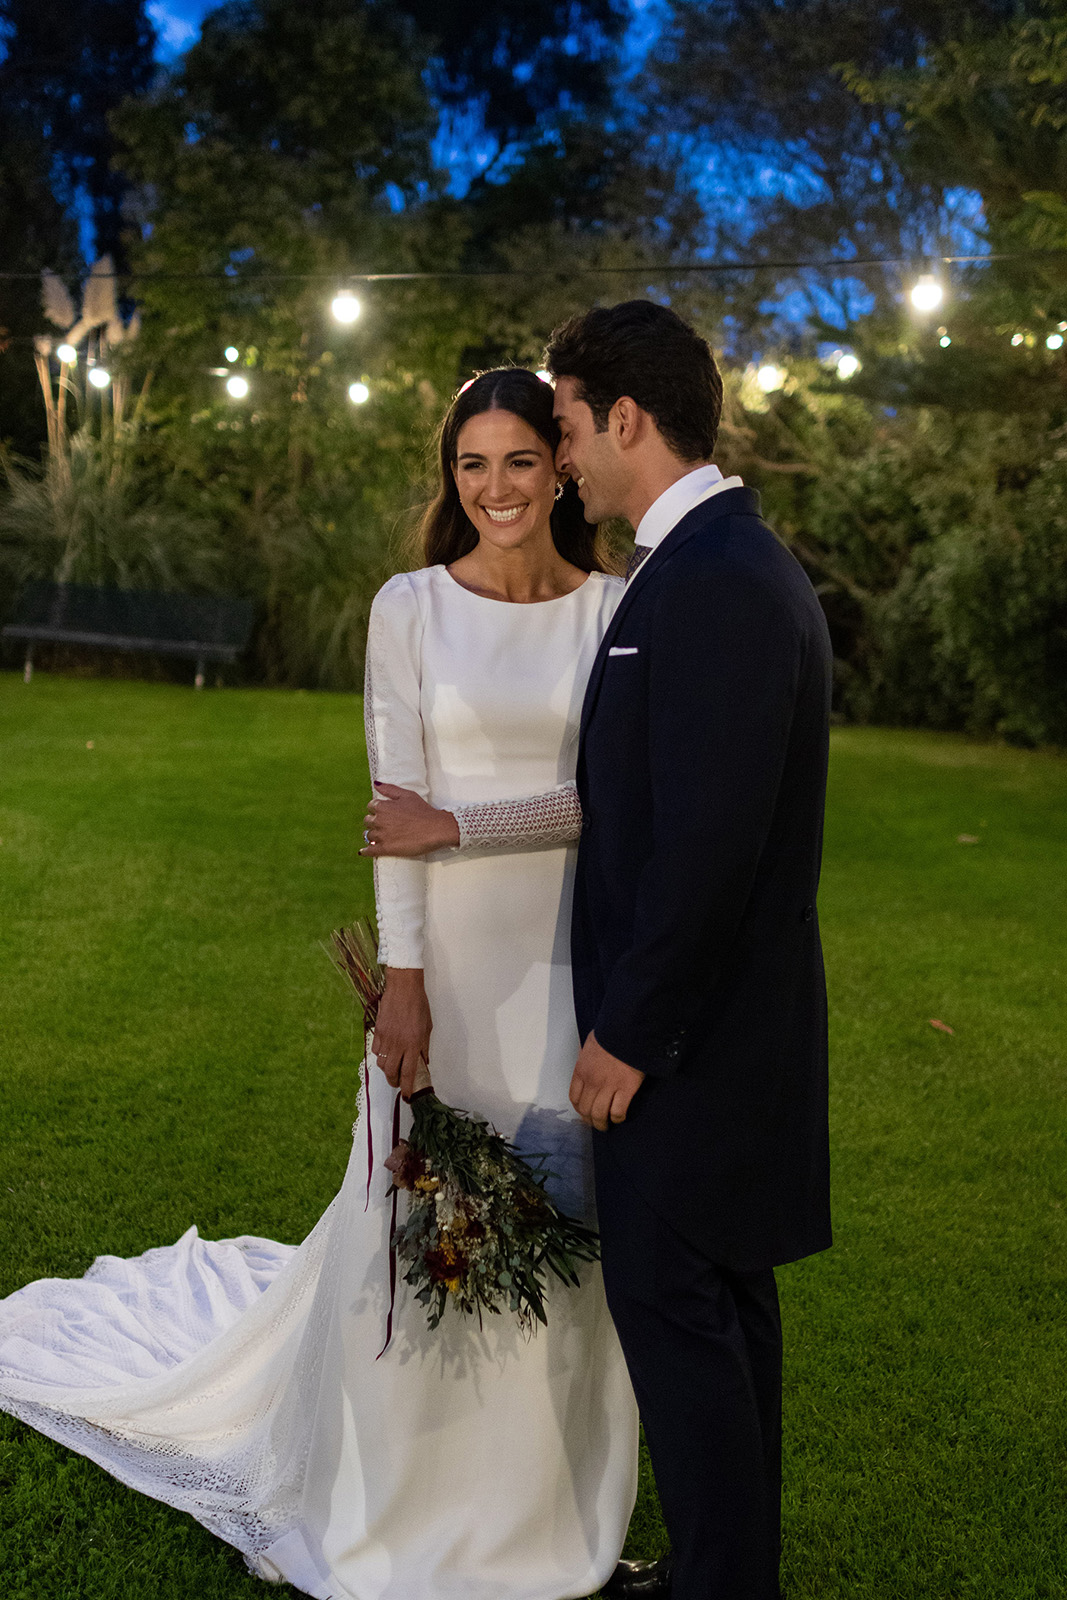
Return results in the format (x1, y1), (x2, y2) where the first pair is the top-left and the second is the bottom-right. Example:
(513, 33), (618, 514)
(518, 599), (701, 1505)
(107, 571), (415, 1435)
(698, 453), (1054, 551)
(0, 368), (638, 1599)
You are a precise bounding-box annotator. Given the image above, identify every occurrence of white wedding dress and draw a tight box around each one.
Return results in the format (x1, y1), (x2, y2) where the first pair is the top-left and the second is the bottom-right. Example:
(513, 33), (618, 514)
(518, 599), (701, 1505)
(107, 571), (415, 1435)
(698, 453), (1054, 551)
(0, 563), (638, 1600)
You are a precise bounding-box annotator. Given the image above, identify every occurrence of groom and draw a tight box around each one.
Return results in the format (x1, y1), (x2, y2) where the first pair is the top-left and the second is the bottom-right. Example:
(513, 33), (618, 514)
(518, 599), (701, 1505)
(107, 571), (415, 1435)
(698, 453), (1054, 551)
(546, 302), (833, 1600)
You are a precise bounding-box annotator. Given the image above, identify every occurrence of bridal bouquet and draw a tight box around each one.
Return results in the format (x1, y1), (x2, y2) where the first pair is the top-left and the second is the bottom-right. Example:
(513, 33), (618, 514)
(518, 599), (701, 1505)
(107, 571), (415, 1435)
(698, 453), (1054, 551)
(330, 922), (600, 1334)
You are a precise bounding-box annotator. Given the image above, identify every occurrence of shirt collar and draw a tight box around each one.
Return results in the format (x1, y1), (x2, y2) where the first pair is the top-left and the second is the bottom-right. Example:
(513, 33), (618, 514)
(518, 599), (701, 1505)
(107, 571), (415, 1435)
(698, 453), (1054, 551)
(633, 464), (743, 554)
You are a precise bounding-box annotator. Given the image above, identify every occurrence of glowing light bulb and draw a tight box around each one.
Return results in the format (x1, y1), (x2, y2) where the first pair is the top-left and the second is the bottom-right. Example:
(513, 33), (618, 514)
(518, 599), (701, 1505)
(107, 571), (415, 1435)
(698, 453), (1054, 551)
(910, 276), (944, 313)
(88, 367), (111, 388)
(348, 381), (370, 405)
(331, 291), (361, 325)
(1047, 333), (1064, 350)
(757, 364), (785, 393)
(535, 369), (554, 385)
(1011, 333), (1025, 347)
(836, 353), (861, 380)
(226, 375), (249, 398)
(224, 346), (239, 362)
(57, 343), (77, 364)
(939, 335), (952, 348)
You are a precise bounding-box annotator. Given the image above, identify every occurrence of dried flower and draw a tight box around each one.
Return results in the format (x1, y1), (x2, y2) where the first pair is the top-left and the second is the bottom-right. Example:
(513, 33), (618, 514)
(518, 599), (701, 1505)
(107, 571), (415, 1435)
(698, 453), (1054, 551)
(383, 1140), (422, 1191)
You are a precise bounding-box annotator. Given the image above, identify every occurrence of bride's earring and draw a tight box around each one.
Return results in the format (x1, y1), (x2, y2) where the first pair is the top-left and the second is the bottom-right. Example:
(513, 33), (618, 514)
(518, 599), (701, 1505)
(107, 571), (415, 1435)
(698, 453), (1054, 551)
(554, 481), (565, 501)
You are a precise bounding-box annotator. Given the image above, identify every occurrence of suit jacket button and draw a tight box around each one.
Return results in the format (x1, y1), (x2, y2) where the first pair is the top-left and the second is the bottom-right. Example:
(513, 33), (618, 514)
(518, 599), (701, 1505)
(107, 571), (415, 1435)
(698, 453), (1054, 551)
(801, 904), (813, 922)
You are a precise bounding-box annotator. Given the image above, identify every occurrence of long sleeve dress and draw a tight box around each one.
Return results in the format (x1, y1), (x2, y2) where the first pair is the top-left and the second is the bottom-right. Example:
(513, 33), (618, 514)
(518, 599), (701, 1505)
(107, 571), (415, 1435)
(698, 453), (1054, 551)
(0, 562), (638, 1600)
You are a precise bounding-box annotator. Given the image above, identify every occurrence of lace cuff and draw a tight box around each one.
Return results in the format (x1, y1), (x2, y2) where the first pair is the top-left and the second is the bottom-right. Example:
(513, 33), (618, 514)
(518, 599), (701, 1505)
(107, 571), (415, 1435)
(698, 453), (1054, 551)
(451, 781), (583, 851)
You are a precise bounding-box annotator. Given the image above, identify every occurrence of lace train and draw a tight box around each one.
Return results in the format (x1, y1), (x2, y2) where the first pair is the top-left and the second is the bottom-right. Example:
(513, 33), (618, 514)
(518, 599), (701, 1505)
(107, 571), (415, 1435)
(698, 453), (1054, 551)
(0, 1204), (342, 1572)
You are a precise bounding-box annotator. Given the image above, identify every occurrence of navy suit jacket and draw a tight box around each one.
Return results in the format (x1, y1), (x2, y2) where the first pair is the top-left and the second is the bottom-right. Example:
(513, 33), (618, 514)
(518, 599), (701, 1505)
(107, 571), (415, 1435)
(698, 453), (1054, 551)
(573, 486), (833, 1270)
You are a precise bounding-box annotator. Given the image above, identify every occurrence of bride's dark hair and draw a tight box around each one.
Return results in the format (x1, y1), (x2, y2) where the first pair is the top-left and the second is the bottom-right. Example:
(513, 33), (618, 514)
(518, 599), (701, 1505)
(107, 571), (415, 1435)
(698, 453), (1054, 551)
(417, 367), (608, 572)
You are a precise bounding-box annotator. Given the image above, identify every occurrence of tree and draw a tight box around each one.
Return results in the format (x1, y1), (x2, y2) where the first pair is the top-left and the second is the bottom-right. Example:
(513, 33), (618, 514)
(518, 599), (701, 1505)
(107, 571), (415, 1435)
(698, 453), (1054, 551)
(0, 0), (156, 261)
(0, 119), (82, 452)
(395, 0), (626, 152)
(0, 0), (155, 451)
(625, 3), (1067, 742)
(821, 0), (1067, 416)
(108, 0), (444, 472)
(844, 0), (1067, 337)
(644, 1), (1025, 348)
(4, 0), (724, 686)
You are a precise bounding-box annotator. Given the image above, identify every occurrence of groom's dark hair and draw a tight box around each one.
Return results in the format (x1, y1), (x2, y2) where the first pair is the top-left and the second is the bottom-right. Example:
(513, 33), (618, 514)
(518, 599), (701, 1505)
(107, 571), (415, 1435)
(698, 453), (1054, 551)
(544, 300), (723, 461)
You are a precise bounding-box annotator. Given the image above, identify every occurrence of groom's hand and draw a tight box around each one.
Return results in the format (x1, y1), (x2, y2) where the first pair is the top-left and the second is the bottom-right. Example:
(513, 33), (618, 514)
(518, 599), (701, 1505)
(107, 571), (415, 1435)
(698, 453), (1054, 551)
(570, 1032), (645, 1131)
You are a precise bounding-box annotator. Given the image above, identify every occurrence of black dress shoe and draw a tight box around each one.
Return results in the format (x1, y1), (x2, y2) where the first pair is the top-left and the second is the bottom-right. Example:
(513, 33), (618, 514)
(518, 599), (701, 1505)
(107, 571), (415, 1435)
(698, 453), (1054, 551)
(601, 1554), (672, 1598)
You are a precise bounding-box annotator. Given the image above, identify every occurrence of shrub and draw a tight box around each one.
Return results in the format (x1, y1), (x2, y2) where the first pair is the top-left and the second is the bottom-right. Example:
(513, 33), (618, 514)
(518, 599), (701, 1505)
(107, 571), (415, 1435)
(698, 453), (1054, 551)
(0, 428), (226, 602)
(855, 456), (1067, 745)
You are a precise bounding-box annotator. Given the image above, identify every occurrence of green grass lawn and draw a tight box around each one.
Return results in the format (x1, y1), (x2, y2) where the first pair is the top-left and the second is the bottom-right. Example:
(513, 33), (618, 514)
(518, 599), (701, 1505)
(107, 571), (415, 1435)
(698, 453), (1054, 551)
(0, 674), (1065, 1599)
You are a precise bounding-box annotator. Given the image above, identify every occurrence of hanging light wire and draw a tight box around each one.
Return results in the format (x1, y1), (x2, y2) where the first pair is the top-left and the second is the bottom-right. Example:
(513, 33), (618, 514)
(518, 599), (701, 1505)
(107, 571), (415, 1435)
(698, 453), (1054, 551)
(5, 249), (1067, 287)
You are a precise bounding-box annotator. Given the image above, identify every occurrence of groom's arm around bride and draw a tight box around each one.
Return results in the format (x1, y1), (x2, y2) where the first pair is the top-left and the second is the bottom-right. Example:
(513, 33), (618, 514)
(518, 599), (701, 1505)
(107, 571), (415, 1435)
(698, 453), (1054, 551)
(547, 300), (833, 1600)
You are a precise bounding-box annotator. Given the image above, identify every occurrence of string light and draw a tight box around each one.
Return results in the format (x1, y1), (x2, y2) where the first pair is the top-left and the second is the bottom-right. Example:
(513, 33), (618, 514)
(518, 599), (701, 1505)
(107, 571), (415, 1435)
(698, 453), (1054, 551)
(331, 291), (361, 325)
(757, 364), (786, 393)
(41, 257), (1067, 399)
(910, 275), (944, 312)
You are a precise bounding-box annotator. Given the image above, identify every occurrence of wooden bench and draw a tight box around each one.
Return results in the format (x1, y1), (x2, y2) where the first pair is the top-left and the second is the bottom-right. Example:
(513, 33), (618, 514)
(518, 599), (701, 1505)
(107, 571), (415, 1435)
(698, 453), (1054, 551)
(3, 581), (255, 688)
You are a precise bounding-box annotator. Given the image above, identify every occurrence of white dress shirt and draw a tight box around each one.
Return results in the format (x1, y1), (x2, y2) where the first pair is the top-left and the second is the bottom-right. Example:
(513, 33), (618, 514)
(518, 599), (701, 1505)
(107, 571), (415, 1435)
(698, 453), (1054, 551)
(631, 464), (745, 564)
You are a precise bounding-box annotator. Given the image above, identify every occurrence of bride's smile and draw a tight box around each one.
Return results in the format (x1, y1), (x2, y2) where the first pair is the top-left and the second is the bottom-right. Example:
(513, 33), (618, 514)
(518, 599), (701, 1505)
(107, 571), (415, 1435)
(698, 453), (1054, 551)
(483, 502), (529, 524)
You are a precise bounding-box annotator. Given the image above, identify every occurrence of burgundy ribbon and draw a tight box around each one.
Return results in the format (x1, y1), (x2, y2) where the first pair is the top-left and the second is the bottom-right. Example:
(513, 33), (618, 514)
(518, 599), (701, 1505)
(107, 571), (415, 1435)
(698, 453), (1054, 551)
(364, 1028), (374, 1213)
(376, 1089), (403, 1360)
(365, 1022), (434, 1359)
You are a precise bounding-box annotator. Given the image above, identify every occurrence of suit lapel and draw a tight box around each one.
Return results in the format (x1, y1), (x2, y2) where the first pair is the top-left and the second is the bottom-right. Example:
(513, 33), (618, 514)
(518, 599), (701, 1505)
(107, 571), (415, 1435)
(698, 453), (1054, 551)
(579, 486), (761, 744)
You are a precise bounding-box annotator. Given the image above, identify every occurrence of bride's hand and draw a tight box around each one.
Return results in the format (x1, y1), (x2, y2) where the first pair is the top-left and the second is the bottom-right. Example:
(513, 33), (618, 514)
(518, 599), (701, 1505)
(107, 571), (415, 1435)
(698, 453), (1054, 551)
(360, 783), (461, 857)
(372, 968), (432, 1098)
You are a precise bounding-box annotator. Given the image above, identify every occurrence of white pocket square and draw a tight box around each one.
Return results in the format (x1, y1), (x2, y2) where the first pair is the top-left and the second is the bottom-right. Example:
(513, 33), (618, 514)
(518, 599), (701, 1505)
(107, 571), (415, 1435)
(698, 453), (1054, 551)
(608, 646), (639, 656)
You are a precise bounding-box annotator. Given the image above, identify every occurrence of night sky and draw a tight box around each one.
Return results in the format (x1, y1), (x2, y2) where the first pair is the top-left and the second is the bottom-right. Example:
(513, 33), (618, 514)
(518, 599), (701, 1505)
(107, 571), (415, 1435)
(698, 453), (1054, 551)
(147, 0), (216, 57)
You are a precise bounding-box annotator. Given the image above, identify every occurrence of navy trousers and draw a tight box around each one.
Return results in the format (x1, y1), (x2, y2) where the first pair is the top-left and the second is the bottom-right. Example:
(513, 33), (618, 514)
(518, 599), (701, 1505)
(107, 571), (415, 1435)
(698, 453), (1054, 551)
(594, 1140), (783, 1600)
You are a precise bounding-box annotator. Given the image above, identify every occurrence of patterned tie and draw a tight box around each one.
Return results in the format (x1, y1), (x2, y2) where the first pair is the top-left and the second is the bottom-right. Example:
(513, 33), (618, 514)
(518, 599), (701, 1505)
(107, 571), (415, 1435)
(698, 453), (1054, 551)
(625, 544), (652, 582)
